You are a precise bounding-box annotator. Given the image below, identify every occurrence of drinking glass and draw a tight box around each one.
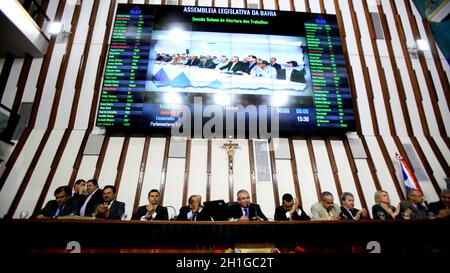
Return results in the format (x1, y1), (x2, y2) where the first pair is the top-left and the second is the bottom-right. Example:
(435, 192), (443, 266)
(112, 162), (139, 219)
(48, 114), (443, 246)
(121, 213), (128, 220)
(19, 211), (29, 219)
(377, 211), (385, 220)
(402, 212), (410, 220)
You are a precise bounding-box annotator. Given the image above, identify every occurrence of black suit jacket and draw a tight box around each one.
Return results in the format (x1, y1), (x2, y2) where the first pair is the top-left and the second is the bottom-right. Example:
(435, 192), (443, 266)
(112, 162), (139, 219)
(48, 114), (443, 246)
(428, 201), (446, 216)
(244, 62), (257, 74)
(106, 201), (126, 220)
(228, 203), (268, 221)
(340, 206), (363, 220)
(132, 205), (169, 220)
(220, 61), (244, 72)
(177, 206), (211, 221)
(269, 63), (281, 71)
(39, 198), (80, 218)
(80, 189), (104, 217)
(277, 68), (306, 83)
(274, 205), (310, 221)
(399, 200), (429, 219)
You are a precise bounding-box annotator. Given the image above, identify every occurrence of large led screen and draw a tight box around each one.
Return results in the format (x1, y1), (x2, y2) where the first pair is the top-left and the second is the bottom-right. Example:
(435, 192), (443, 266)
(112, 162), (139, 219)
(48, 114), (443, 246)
(96, 4), (356, 135)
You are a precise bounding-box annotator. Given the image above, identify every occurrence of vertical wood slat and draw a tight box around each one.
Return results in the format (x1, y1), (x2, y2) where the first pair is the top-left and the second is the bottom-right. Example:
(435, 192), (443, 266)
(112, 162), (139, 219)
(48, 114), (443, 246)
(268, 139), (280, 207)
(87, 0), (115, 130)
(248, 139), (257, 203)
(288, 138), (303, 206)
(306, 138), (321, 199)
(319, 0), (325, 13)
(206, 139), (212, 201)
(93, 134), (111, 180)
(402, 0), (449, 142)
(377, 1), (413, 136)
(324, 138), (343, 198)
(182, 139), (192, 206)
(360, 136), (383, 191)
(426, 137), (450, 177)
(11, 55), (33, 114)
(333, 0), (362, 134)
(304, 0), (311, 12)
(158, 136), (171, 205)
(0, 54), (14, 102)
(114, 136), (131, 192)
(348, 0), (381, 135)
(288, 0), (293, 11)
(68, 130), (91, 189)
(342, 137), (369, 211)
(4, 1), (67, 219)
(32, 129), (71, 216)
(379, 1), (430, 137)
(375, 135), (406, 200)
(410, 137), (443, 195)
(132, 136), (150, 214)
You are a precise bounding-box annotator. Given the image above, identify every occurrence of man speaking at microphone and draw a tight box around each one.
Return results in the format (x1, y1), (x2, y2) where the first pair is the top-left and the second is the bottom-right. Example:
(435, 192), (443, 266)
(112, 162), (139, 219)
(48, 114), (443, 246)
(228, 189), (268, 221)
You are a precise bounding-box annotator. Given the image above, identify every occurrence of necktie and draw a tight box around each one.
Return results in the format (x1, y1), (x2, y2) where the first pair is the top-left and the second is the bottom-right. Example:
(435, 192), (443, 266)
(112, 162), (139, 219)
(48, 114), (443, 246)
(244, 208), (249, 217)
(192, 214), (197, 221)
(54, 206), (63, 217)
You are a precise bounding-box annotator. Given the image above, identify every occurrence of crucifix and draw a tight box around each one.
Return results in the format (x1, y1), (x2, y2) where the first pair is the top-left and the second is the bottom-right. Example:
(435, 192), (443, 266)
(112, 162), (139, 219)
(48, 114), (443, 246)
(222, 136), (239, 202)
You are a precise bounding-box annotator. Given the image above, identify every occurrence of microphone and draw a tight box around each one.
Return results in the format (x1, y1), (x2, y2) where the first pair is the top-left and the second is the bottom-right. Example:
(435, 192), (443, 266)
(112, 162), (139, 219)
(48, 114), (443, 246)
(252, 205), (263, 221)
(166, 206), (177, 220)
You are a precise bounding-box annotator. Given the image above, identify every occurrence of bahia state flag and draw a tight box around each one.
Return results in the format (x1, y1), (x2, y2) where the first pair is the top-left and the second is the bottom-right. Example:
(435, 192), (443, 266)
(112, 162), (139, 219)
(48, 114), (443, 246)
(395, 153), (422, 193)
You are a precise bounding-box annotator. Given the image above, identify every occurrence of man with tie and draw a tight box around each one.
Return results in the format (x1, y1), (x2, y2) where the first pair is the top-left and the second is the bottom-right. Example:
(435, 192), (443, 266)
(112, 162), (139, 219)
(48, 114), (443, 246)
(340, 192), (369, 220)
(93, 185), (125, 220)
(399, 190), (428, 219)
(269, 57), (281, 71)
(36, 186), (80, 219)
(177, 195), (211, 221)
(219, 56), (244, 73)
(132, 189), (169, 221)
(228, 189), (268, 221)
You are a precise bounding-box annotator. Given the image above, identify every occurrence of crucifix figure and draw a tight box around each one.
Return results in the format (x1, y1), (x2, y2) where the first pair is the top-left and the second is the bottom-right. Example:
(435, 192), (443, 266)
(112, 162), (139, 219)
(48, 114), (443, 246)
(222, 136), (239, 172)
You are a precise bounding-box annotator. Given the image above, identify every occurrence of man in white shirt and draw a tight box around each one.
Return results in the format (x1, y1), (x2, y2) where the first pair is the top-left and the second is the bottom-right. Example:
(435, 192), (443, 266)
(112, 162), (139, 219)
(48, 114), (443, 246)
(79, 179), (103, 217)
(250, 60), (277, 79)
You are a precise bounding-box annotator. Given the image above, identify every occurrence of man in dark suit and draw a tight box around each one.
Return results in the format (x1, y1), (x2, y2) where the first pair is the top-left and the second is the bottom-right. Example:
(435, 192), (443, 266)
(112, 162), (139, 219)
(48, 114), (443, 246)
(71, 179), (87, 204)
(186, 55), (200, 67)
(277, 61), (306, 83)
(93, 185), (125, 220)
(399, 190), (429, 219)
(244, 55), (258, 74)
(79, 179), (103, 217)
(220, 56), (244, 73)
(274, 193), (310, 221)
(340, 192), (369, 220)
(228, 189), (268, 221)
(177, 195), (211, 221)
(269, 57), (281, 71)
(36, 186), (80, 218)
(132, 189), (169, 220)
(428, 189), (450, 218)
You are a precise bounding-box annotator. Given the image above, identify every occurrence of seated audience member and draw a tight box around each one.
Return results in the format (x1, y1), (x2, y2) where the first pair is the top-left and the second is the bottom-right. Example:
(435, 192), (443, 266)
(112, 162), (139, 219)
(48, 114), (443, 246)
(269, 57), (281, 71)
(36, 186), (80, 219)
(250, 60), (277, 79)
(244, 55), (258, 74)
(372, 190), (400, 219)
(197, 55), (215, 69)
(177, 195), (211, 221)
(277, 61), (306, 83)
(79, 179), (103, 217)
(399, 190), (428, 219)
(340, 192), (369, 220)
(132, 189), (168, 221)
(311, 191), (342, 220)
(93, 185), (125, 220)
(215, 55), (229, 70)
(228, 189), (268, 221)
(71, 179), (87, 204)
(220, 56), (243, 73)
(186, 55), (200, 66)
(274, 193), (310, 221)
(428, 189), (450, 218)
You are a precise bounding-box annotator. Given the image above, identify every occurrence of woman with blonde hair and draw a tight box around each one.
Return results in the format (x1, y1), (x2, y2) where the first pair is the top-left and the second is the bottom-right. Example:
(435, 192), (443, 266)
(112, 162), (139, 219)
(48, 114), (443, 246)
(372, 190), (400, 219)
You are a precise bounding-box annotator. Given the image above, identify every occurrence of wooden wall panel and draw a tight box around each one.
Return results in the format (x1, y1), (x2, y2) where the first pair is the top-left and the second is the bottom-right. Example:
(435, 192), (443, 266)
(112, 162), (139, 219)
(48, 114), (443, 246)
(0, 129), (45, 217)
(12, 130), (65, 218)
(210, 139), (229, 202)
(232, 139), (252, 199)
(330, 140), (362, 209)
(43, 130), (86, 202)
(116, 137), (146, 219)
(1, 59), (24, 109)
(139, 137), (166, 206)
(187, 139), (208, 202)
(354, 160), (378, 214)
(312, 140), (338, 198)
(275, 160), (295, 205)
(97, 137), (125, 185)
(163, 158), (186, 218)
(92, 0), (112, 44)
(292, 140), (318, 215)
(364, 136), (401, 205)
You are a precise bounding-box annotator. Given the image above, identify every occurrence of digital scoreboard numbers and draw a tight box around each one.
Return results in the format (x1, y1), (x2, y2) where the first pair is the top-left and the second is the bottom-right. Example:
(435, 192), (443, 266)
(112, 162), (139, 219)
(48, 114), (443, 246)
(97, 6), (153, 127)
(305, 16), (355, 129)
